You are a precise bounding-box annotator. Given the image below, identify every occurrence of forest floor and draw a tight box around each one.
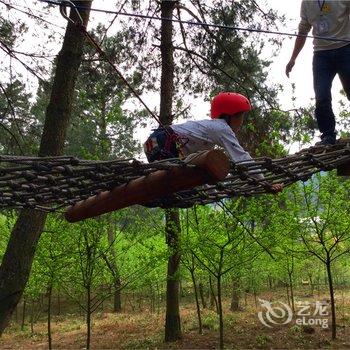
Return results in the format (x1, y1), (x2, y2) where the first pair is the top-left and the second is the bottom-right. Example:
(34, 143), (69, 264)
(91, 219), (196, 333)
(1, 291), (350, 349)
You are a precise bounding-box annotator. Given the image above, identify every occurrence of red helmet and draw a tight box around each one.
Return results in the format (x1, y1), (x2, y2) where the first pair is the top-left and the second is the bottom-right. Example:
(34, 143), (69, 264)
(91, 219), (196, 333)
(210, 92), (251, 119)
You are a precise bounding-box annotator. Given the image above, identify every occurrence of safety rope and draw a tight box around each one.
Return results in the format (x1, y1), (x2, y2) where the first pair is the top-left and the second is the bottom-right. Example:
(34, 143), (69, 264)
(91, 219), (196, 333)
(0, 140), (348, 212)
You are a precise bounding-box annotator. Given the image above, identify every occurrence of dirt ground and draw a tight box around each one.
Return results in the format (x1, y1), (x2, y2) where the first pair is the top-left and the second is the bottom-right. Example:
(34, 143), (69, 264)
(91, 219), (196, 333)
(1, 293), (350, 349)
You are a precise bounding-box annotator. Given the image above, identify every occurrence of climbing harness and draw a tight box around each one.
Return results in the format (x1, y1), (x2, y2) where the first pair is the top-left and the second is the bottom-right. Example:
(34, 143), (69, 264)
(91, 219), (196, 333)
(144, 126), (189, 162)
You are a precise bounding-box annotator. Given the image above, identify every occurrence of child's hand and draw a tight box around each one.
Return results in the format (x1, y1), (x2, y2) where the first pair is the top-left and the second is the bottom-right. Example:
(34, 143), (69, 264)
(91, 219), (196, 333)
(271, 183), (284, 193)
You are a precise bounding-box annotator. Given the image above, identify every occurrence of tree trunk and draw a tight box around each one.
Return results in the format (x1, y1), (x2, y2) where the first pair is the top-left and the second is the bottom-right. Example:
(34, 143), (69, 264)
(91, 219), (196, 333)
(86, 285), (91, 350)
(106, 217), (122, 313)
(209, 275), (219, 313)
(156, 281), (161, 315)
(14, 303), (18, 324)
(47, 284), (53, 350)
(288, 271), (295, 313)
(21, 297), (26, 331)
(190, 269), (202, 334)
(230, 275), (240, 311)
(287, 256), (295, 313)
(317, 270), (321, 297)
(0, 1), (92, 334)
(268, 276), (273, 290)
(217, 275), (224, 350)
(30, 298), (35, 334)
(113, 285), (122, 313)
(253, 288), (258, 308)
(57, 289), (61, 316)
(159, 0), (181, 342)
(308, 273), (314, 296)
(159, 0), (175, 123)
(150, 284), (155, 313)
(198, 282), (206, 309)
(285, 281), (290, 306)
(326, 261), (336, 339)
(164, 209), (182, 342)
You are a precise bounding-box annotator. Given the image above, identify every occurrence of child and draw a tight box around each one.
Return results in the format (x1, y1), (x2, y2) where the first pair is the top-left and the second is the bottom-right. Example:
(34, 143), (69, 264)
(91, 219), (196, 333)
(144, 92), (283, 192)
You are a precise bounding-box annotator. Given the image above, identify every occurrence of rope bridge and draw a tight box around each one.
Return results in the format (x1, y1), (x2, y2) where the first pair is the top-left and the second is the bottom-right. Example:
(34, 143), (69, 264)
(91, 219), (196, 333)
(0, 140), (349, 217)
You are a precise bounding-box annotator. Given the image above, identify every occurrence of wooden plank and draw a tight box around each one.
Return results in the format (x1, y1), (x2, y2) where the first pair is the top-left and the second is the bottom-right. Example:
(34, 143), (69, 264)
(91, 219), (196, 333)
(65, 150), (230, 223)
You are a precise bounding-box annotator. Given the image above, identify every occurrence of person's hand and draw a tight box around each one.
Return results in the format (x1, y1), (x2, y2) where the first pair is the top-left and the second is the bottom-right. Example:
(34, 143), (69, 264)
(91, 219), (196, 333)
(271, 183), (284, 193)
(285, 60), (295, 78)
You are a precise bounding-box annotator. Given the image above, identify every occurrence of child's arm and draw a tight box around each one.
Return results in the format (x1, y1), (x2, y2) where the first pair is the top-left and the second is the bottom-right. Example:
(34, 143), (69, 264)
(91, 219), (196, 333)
(212, 128), (284, 193)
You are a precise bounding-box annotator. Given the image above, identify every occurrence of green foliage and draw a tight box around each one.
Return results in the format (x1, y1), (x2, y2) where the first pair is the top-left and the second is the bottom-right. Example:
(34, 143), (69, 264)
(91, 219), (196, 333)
(0, 80), (39, 155)
(202, 311), (220, 331)
(289, 324), (302, 334)
(255, 334), (272, 347)
(284, 173), (350, 264)
(65, 24), (144, 160)
(0, 213), (13, 261)
(0, 18), (16, 48)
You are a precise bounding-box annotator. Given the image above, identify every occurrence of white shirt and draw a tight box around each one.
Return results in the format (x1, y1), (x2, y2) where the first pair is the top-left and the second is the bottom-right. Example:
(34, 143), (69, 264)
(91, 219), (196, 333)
(172, 119), (253, 163)
(298, 0), (350, 51)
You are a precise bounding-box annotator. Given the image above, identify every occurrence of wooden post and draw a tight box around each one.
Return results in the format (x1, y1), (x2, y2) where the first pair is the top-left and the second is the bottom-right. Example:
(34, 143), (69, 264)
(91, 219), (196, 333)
(336, 139), (350, 176)
(337, 163), (350, 176)
(65, 150), (229, 223)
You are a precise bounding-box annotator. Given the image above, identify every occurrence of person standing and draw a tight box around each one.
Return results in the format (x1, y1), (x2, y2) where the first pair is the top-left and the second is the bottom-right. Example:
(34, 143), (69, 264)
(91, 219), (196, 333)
(286, 1), (350, 145)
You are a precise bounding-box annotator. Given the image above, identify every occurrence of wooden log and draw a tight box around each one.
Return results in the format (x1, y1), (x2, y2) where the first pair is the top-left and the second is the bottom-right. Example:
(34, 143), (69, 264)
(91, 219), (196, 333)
(65, 150), (230, 223)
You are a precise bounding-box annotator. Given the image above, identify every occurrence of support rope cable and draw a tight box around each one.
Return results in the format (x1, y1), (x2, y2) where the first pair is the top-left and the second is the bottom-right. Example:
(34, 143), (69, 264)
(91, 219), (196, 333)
(37, 0), (274, 108)
(40, 0), (348, 111)
(38, 0), (350, 44)
(175, 7), (251, 99)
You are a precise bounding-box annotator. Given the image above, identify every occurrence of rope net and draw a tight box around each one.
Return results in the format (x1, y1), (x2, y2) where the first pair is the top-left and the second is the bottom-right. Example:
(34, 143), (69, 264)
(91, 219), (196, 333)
(0, 140), (349, 212)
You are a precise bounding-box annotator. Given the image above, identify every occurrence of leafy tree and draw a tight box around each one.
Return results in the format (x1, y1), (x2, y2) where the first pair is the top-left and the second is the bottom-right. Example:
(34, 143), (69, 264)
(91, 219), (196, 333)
(185, 202), (269, 349)
(67, 24), (142, 159)
(284, 173), (350, 339)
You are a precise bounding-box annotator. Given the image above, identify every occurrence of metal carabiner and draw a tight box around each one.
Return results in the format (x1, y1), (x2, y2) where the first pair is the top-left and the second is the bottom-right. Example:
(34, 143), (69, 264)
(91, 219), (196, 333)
(59, 0), (84, 26)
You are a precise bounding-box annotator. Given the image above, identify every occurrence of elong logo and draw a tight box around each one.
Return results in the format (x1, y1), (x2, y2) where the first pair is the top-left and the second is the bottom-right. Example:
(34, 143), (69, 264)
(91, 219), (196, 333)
(258, 299), (293, 328)
(257, 299), (329, 329)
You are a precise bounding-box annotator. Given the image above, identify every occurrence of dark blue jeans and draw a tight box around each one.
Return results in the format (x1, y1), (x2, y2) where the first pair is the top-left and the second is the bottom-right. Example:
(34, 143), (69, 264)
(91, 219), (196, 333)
(313, 44), (350, 140)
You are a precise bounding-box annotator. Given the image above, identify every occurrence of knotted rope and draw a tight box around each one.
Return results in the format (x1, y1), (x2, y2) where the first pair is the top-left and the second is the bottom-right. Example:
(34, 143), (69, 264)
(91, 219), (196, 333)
(0, 140), (348, 212)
